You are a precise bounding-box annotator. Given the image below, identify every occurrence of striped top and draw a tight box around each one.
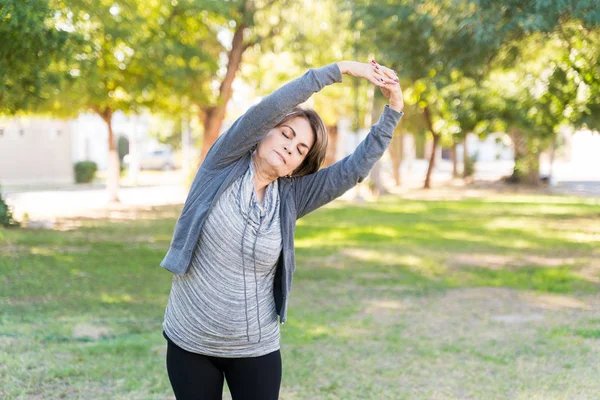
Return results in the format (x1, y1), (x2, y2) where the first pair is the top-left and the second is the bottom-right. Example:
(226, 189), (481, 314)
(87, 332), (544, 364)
(163, 155), (282, 357)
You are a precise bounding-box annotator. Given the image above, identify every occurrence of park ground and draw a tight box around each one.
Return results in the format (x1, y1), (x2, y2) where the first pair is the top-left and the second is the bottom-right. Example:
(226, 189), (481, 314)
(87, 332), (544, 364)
(1, 188), (599, 399)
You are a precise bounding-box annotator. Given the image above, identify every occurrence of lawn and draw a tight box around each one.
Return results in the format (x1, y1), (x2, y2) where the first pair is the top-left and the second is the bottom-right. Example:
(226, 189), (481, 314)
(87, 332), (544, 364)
(1, 193), (599, 399)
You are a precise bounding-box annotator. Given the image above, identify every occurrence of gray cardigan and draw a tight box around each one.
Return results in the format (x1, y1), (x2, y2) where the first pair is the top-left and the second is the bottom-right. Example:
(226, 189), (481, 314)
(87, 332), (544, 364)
(160, 62), (404, 324)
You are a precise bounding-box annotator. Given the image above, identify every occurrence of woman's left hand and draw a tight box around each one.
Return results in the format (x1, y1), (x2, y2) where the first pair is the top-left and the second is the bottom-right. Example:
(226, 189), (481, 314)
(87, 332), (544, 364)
(370, 59), (404, 113)
(337, 59), (404, 113)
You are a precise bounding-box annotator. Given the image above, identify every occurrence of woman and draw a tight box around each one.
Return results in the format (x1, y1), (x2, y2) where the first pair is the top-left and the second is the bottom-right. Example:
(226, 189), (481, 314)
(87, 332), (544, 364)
(161, 59), (404, 399)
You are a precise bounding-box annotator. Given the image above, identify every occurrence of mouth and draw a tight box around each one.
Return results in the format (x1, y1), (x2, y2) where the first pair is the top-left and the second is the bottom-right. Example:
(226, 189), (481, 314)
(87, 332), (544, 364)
(274, 150), (287, 164)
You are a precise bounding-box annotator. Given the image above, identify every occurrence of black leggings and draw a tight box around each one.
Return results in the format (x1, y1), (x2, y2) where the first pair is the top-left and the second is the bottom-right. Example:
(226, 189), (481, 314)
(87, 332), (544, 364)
(163, 331), (282, 400)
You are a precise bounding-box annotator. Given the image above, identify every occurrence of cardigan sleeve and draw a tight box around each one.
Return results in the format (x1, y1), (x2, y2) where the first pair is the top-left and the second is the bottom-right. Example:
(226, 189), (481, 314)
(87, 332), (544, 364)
(292, 105), (404, 220)
(201, 63), (343, 171)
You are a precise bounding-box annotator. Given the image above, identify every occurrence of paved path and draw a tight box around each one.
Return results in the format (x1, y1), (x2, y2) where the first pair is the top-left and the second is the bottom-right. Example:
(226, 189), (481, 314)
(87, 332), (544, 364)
(4, 184), (188, 221)
(3, 161), (598, 222)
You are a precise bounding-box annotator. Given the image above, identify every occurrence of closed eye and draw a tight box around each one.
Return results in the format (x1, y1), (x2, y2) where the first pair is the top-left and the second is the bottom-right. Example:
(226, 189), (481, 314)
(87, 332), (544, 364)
(281, 130), (303, 156)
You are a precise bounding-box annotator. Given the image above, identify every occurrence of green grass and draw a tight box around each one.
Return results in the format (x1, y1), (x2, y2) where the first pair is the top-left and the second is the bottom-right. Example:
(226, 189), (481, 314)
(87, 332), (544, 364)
(1, 194), (599, 399)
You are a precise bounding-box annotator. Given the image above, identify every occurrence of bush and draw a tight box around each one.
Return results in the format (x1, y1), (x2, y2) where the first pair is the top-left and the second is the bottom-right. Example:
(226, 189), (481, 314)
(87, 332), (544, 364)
(117, 135), (129, 162)
(464, 153), (478, 178)
(0, 187), (19, 227)
(74, 161), (98, 183)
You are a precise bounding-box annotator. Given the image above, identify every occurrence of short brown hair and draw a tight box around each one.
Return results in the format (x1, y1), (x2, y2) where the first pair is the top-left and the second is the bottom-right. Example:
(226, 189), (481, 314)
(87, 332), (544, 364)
(274, 107), (328, 178)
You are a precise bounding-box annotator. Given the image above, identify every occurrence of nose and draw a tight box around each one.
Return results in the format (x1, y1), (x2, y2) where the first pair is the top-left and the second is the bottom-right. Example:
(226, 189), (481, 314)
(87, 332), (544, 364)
(283, 145), (291, 154)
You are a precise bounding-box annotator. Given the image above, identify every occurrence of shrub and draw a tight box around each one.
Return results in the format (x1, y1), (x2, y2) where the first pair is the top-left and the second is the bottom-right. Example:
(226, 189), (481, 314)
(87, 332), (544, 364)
(0, 187), (19, 227)
(464, 153), (478, 178)
(74, 161), (98, 183)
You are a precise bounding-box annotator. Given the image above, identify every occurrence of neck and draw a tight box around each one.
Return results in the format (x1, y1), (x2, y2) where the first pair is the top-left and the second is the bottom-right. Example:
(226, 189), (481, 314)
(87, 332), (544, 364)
(252, 154), (278, 192)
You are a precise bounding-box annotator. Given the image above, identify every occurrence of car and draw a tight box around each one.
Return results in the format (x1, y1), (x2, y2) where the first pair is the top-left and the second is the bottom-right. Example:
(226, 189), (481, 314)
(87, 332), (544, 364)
(124, 148), (177, 171)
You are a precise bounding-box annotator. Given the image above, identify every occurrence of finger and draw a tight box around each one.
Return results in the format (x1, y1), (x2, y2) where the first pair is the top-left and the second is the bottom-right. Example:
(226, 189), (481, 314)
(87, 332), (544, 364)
(372, 60), (397, 77)
(373, 75), (392, 87)
(371, 66), (397, 84)
(371, 60), (398, 82)
(379, 66), (398, 82)
(368, 74), (388, 87)
(371, 64), (398, 84)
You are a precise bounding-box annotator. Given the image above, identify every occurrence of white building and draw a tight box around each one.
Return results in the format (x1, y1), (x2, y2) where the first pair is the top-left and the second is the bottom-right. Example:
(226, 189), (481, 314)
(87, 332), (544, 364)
(0, 111), (160, 187)
(0, 116), (73, 186)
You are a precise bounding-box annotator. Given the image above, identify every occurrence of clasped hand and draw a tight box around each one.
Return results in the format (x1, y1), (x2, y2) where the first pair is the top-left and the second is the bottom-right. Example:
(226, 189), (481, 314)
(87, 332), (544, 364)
(336, 60), (404, 113)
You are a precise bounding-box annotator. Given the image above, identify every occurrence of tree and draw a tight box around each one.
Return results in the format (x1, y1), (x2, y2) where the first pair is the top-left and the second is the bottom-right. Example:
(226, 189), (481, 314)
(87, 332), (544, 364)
(349, 0), (504, 188)
(45, 0), (220, 201)
(0, 0), (71, 115)
(197, 0), (295, 166)
(239, 0), (357, 168)
(352, 0), (600, 188)
(472, 0), (600, 184)
(439, 75), (503, 179)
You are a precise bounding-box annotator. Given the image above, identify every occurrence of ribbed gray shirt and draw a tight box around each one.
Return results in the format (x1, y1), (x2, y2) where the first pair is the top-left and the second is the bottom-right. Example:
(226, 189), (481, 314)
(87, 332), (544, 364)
(163, 155), (282, 357)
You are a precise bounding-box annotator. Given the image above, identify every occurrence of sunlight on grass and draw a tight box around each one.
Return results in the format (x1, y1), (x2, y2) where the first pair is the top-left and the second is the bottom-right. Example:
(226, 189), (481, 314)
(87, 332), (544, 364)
(362, 299), (405, 313)
(479, 194), (600, 205)
(396, 254), (423, 268)
(439, 231), (496, 243)
(560, 231), (600, 243)
(444, 266), (597, 293)
(523, 293), (590, 310)
(340, 248), (419, 266)
(485, 217), (543, 230)
(29, 246), (58, 256)
(511, 239), (537, 249)
(284, 320), (335, 343)
(100, 293), (135, 304)
(1, 196), (599, 399)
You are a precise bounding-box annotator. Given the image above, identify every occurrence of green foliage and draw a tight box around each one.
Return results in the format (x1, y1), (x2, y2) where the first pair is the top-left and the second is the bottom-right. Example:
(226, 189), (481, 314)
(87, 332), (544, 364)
(117, 136), (129, 162)
(73, 161), (98, 183)
(349, 0), (600, 188)
(474, 0), (600, 34)
(561, 26), (600, 130)
(464, 152), (477, 178)
(0, 187), (18, 227)
(241, 0), (356, 127)
(0, 0), (71, 115)
(43, 0), (221, 117)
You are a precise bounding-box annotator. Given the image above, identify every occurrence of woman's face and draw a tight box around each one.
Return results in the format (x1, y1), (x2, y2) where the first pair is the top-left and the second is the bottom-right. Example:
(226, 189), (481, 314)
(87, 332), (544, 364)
(256, 116), (315, 177)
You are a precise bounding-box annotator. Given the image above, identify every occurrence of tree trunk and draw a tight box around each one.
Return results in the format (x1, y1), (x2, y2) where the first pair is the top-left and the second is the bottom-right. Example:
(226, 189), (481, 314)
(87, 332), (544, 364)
(324, 124), (338, 168)
(548, 133), (557, 185)
(423, 106), (439, 189)
(462, 135), (469, 179)
(371, 158), (391, 198)
(509, 128), (527, 183)
(128, 114), (140, 186)
(451, 140), (458, 178)
(388, 132), (402, 186)
(367, 89), (387, 196)
(98, 108), (120, 203)
(198, 23), (247, 166)
(181, 110), (192, 177)
(525, 138), (540, 186)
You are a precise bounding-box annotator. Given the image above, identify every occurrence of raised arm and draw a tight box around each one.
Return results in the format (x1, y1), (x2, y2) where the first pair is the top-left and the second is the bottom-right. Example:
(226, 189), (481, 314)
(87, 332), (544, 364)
(293, 105), (403, 219)
(202, 63), (343, 170)
(292, 59), (404, 219)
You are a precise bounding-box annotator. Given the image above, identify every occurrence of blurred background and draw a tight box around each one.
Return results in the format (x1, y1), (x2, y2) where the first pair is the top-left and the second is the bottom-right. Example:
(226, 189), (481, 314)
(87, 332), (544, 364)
(1, 0), (598, 221)
(1, 1), (599, 399)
